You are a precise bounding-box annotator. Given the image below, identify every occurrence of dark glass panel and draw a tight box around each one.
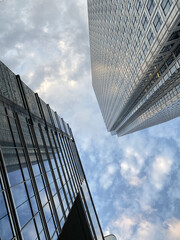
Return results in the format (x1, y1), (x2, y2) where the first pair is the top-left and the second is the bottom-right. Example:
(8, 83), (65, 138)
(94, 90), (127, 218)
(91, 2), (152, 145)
(30, 196), (38, 214)
(11, 182), (28, 207)
(51, 158), (56, 169)
(0, 215), (13, 240)
(35, 214), (43, 233)
(56, 205), (63, 221)
(32, 162), (41, 176)
(16, 200), (32, 228)
(39, 189), (48, 206)
(47, 217), (56, 238)
(39, 230), (46, 240)
(7, 165), (23, 187)
(35, 175), (44, 191)
(43, 160), (50, 171)
(53, 194), (59, 208)
(60, 217), (65, 228)
(22, 163), (30, 180)
(22, 220), (37, 240)
(50, 182), (56, 195)
(26, 180), (34, 198)
(46, 171), (53, 184)
(0, 191), (7, 219)
(43, 203), (52, 222)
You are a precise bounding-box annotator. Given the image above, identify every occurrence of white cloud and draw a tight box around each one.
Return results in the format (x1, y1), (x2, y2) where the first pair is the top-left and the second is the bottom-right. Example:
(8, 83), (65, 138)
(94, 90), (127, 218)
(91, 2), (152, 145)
(99, 164), (118, 190)
(151, 156), (172, 190)
(166, 218), (180, 240)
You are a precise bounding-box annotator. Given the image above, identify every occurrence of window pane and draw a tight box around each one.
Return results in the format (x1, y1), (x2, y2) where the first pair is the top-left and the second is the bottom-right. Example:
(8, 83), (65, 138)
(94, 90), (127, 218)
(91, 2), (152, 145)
(35, 175), (44, 191)
(0, 215), (13, 240)
(35, 214), (43, 233)
(30, 196), (38, 214)
(11, 182), (28, 207)
(22, 220), (37, 240)
(0, 192), (7, 219)
(26, 180), (34, 197)
(16, 201), (32, 228)
(39, 189), (48, 206)
(32, 162), (41, 176)
(39, 230), (46, 240)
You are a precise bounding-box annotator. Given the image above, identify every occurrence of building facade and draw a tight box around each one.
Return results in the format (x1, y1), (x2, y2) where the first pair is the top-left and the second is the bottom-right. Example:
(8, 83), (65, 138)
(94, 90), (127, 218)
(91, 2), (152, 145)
(0, 61), (104, 240)
(88, 0), (180, 136)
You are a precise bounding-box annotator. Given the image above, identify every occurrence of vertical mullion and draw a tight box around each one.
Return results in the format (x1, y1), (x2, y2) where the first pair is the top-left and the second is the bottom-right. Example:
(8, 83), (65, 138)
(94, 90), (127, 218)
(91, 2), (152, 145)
(14, 113), (51, 240)
(63, 136), (79, 194)
(50, 129), (71, 213)
(56, 133), (74, 203)
(80, 186), (98, 240)
(43, 127), (67, 221)
(69, 140), (84, 184)
(37, 124), (62, 234)
(52, 130), (71, 211)
(0, 147), (22, 240)
(60, 135), (77, 197)
(58, 134), (75, 201)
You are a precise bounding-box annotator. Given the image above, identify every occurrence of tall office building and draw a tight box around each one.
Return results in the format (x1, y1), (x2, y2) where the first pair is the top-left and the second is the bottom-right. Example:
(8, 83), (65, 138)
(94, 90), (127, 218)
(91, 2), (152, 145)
(88, 0), (180, 136)
(0, 61), (105, 240)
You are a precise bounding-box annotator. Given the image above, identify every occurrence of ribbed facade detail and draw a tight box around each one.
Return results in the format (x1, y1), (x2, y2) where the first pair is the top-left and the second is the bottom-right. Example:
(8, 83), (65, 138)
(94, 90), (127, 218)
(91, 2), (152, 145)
(88, 0), (180, 136)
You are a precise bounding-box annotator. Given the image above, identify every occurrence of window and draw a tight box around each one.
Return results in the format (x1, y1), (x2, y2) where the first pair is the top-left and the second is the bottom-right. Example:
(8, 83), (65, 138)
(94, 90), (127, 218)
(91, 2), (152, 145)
(147, 29), (154, 45)
(132, 16), (137, 27)
(129, 28), (133, 38)
(134, 40), (138, 51)
(138, 53), (143, 64)
(127, 1), (132, 12)
(136, 0), (142, 14)
(147, 0), (155, 15)
(141, 14), (148, 30)
(142, 42), (148, 55)
(161, 0), (172, 15)
(153, 12), (162, 32)
(137, 29), (143, 41)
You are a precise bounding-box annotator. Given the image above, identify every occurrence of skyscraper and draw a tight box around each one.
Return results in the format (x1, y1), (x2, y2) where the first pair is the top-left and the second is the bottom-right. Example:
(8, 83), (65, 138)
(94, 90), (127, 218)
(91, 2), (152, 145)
(0, 61), (105, 240)
(88, 0), (180, 136)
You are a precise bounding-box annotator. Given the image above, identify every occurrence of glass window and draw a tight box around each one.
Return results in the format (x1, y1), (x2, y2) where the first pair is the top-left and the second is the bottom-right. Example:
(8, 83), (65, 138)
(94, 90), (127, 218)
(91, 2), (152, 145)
(26, 180), (34, 197)
(0, 192), (7, 219)
(39, 189), (48, 206)
(153, 12), (162, 32)
(35, 175), (44, 191)
(142, 43), (148, 55)
(161, 0), (172, 15)
(136, 0), (142, 14)
(30, 196), (38, 214)
(147, 29), (154, 45)
(32, 162), (41, 176)
(16, 201), (32, 228)
(127, 1), (131, 12)
(0, 215), (13, 240)
(22, 220), (37, 240)
(7, 165), (23, 187)
(35, 214), (43, 234)
(137, 29), (142, 41)
(22, 163), (30, 180)
(11, 182), (28, 207)
(141, 14), (148, 30)
(147, 0), (155, 15)
(132, 16), (137, 27)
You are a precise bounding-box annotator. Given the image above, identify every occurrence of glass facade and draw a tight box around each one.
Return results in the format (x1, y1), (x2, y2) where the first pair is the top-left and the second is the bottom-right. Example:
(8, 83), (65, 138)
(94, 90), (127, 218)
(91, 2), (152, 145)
(0, 61), (104, 240)
(88, 0), (180, 136)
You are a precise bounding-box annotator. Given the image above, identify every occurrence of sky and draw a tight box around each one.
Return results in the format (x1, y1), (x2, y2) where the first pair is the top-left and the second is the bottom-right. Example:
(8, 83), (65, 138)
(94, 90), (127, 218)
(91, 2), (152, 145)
(1, 0), (180, 239)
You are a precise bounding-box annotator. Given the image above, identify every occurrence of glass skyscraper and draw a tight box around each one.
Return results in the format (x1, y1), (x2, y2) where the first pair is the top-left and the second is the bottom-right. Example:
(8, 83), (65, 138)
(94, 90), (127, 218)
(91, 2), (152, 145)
(88, 0), (180, 136)
(0, 61), (104, 240)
